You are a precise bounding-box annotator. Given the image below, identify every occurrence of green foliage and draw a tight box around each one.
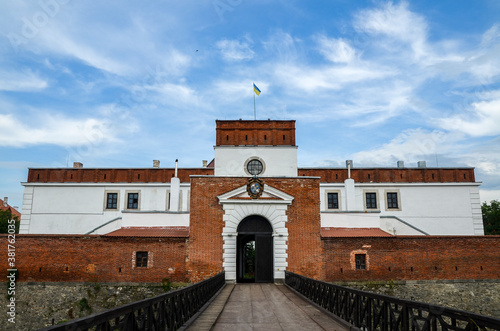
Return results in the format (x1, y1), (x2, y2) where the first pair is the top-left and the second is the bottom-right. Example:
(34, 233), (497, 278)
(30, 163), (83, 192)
(0, 209), (20, 234)
(78, 298), (92, 316)
(482, 200), (500, 235)
(161, 278), (171, 292)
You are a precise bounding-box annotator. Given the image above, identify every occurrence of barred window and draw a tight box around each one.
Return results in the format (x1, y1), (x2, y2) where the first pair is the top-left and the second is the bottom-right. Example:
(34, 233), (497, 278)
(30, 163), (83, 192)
(387, 192), (399, 209)
(355, 254), (366, 270)
(127, 193), (139, 209)
(106, 193), (118, 209)
(327, 192), (339, 209)
(365, 193), (377, 209)
(136, 252), (148, 268)
(247, 159), (263, 176)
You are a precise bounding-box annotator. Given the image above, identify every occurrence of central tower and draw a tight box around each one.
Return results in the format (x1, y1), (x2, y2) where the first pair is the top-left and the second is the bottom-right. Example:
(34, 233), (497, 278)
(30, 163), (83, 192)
(214, 120), (298, 177)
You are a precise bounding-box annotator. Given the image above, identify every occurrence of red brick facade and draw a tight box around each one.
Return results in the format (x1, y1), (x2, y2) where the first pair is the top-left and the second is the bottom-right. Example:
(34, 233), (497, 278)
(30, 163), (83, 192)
(3, 234), (499, 284)
(26, 167), (475, 184)
(27, 168), (214, 184)
(1, 235), (188, 283)
(187, 176), (323, 282)
(323, 236), (500, 282)
(216, 120), (296, 146)
(299, 167), (475, 183)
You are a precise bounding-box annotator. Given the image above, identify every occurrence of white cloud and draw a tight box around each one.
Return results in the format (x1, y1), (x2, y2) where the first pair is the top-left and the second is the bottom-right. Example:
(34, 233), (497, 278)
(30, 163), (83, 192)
(350, 129), (450, 166)
(354, 1), (428, 59)
(316, 35), (356, 63)
(0, 113), (116, 148)
(0, 69), (48, 91)
(480, 190), (500, 203)
(216, 38), (254, 61)
(439, 90), (500, 137)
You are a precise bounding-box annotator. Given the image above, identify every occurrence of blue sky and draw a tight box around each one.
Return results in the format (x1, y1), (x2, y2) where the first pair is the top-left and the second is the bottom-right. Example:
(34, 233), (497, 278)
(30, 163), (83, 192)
(1, 0), (500, 208)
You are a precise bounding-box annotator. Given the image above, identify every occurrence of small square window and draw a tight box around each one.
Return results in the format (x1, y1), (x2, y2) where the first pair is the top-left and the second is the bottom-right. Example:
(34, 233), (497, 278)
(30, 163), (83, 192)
(136, 251), (148, 268)
(106, 193), (118, 209)
(327, 192), (339, 209)
(387, 192), (399, 209)
(355, 254), (366, 270)
(127, 193), (139, 209)
(365, 193), (377, 209)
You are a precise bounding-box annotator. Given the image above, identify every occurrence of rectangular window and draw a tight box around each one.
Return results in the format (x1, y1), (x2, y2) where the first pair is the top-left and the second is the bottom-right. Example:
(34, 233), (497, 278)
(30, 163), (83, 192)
(387, 192), (399, 209)
(106, 193), (118, 209)
(127, 193), (139, 209)
(327, 192), (339, 209)
(355, 254), (366, 270)
(365, 193), (377, 209)
(136, 251), (148, 268)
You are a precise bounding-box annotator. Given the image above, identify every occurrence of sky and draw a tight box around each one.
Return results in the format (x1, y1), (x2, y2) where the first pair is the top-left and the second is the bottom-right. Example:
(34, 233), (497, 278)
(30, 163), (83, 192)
(1, 0), (500, 208)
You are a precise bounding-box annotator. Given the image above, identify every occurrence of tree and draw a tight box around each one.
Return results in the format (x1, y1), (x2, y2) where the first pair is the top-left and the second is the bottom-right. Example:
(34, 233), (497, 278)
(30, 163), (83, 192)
(482, 200), (500, 235)
(0, 209), (20, 234)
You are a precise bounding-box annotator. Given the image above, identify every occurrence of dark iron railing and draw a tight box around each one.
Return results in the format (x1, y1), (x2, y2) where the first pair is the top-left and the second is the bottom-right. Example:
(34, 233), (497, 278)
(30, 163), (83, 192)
(285, 271), (500, 331)
(41, 272), (225, 331)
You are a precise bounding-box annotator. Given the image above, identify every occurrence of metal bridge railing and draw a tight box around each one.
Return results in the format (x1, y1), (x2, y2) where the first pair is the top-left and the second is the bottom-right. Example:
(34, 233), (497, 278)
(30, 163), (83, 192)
(285, 271), (500, 331)
(41, 272), (225, 331)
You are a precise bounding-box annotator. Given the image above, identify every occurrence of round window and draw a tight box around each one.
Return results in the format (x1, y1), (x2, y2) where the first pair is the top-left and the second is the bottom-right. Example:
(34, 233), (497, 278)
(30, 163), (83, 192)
(246, 159), (263, 176)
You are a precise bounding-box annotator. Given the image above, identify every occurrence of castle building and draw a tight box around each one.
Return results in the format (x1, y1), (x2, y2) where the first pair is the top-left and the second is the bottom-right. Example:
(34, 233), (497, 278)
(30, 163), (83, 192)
(19, 120), (484, 283)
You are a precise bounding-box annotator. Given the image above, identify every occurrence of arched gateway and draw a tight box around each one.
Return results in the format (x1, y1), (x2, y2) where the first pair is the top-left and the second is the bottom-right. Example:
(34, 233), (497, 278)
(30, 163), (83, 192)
(218, 183), (294, 283)
(237, 216), (273, 283)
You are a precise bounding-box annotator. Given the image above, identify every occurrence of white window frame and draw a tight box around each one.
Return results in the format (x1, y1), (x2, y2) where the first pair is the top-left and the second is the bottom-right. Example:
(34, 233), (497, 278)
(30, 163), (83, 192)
(125, 191), (141, 210)
(384, 189), (402, 211)
(325, 190), (341, 210)
(104, 190), (120, 211)
(363, 190), (379, 211)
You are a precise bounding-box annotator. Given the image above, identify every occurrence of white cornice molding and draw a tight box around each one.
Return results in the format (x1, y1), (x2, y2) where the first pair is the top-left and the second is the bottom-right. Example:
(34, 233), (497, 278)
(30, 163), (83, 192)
(217, 183), (294, 205)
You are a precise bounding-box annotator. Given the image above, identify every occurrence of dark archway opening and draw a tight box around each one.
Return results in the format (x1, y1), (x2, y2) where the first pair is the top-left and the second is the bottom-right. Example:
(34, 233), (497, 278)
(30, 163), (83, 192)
(237, 215), (273, 283)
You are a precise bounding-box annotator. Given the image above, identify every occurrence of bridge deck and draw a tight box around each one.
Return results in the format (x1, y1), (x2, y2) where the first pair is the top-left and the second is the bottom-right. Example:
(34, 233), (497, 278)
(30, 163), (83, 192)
(185, 283), (348, 331)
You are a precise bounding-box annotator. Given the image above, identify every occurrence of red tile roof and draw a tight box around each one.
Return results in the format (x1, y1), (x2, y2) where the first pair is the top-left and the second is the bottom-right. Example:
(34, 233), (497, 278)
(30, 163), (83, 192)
(105, 226), (189, 237)
(0, 198), (21, 219)
(321, 227), (393, 237)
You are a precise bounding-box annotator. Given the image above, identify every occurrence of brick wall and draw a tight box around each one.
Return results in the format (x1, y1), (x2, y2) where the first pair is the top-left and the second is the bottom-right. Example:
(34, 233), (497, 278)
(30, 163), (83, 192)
(298, 168), (475, 183)
(215, 120), (296, 146)
(1, 235), (188, 283)
(323, 236), (500, 282)
(27, 168), (214, 183)
(188, 176), (323, 282)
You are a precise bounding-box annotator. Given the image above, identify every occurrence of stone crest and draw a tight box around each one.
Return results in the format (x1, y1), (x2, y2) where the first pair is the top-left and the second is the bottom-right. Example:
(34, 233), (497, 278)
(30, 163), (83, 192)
(247, 177), (264, 199)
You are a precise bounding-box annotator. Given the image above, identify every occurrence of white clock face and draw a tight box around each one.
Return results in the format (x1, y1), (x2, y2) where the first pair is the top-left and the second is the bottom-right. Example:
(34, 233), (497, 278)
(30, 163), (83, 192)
(247, 159), (263, 176)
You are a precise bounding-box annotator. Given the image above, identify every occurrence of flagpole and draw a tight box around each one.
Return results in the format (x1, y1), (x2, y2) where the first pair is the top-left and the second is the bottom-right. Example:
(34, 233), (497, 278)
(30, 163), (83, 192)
(254, 93), (256, 120)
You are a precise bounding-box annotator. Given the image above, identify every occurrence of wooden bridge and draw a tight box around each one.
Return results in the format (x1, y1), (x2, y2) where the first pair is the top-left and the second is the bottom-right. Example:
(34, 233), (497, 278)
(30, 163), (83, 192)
(41, 272), (500, 331)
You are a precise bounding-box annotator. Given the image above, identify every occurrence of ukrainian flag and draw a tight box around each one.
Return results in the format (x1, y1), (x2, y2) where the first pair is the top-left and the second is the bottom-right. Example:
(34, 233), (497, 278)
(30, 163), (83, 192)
(253, 83), (261, 96)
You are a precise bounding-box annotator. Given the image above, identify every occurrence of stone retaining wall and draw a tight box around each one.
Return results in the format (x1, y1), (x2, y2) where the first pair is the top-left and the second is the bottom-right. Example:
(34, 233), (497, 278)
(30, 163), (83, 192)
(338, 279), (500, 318)
(0, 281), (186, 330)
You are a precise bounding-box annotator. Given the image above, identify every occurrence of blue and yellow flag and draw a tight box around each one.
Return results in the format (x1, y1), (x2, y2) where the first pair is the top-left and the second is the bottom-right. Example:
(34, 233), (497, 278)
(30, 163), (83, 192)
(253, 83), (261, 96)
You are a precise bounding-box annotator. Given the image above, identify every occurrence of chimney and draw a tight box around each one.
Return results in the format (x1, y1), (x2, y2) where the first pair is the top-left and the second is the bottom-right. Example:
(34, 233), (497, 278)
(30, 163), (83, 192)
(202, 160), (208, 167)
(175, 159), (178, 178)
(153, 160), (160, 168)
(346, 160), (353, 179)
(73, 162), (83, 168)
(418, 161), (427, 168)
(397, 161), (404, 168)
(3, 197), (7, 207)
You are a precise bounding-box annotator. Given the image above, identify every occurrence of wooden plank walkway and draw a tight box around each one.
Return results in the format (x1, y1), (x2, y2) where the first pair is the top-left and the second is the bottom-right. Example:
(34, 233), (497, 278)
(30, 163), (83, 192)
(184, 283), (349, 331)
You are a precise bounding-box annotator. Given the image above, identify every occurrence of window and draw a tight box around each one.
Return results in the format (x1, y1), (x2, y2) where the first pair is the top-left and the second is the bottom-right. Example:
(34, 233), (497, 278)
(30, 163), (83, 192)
(127, 193), (139, 209)
(136, 251), (148, 268)
(355, 254), (366, 270)
(106, 193), (118, 209)
(365, 192), (377, 209)
(327, 192), (339, 209)
(246, 159), (263, 176)
(387, 192), (399, 209)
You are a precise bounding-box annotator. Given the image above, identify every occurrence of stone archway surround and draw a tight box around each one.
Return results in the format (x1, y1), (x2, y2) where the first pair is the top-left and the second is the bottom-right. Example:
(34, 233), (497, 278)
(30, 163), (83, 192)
(218, 185), (294, 282)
